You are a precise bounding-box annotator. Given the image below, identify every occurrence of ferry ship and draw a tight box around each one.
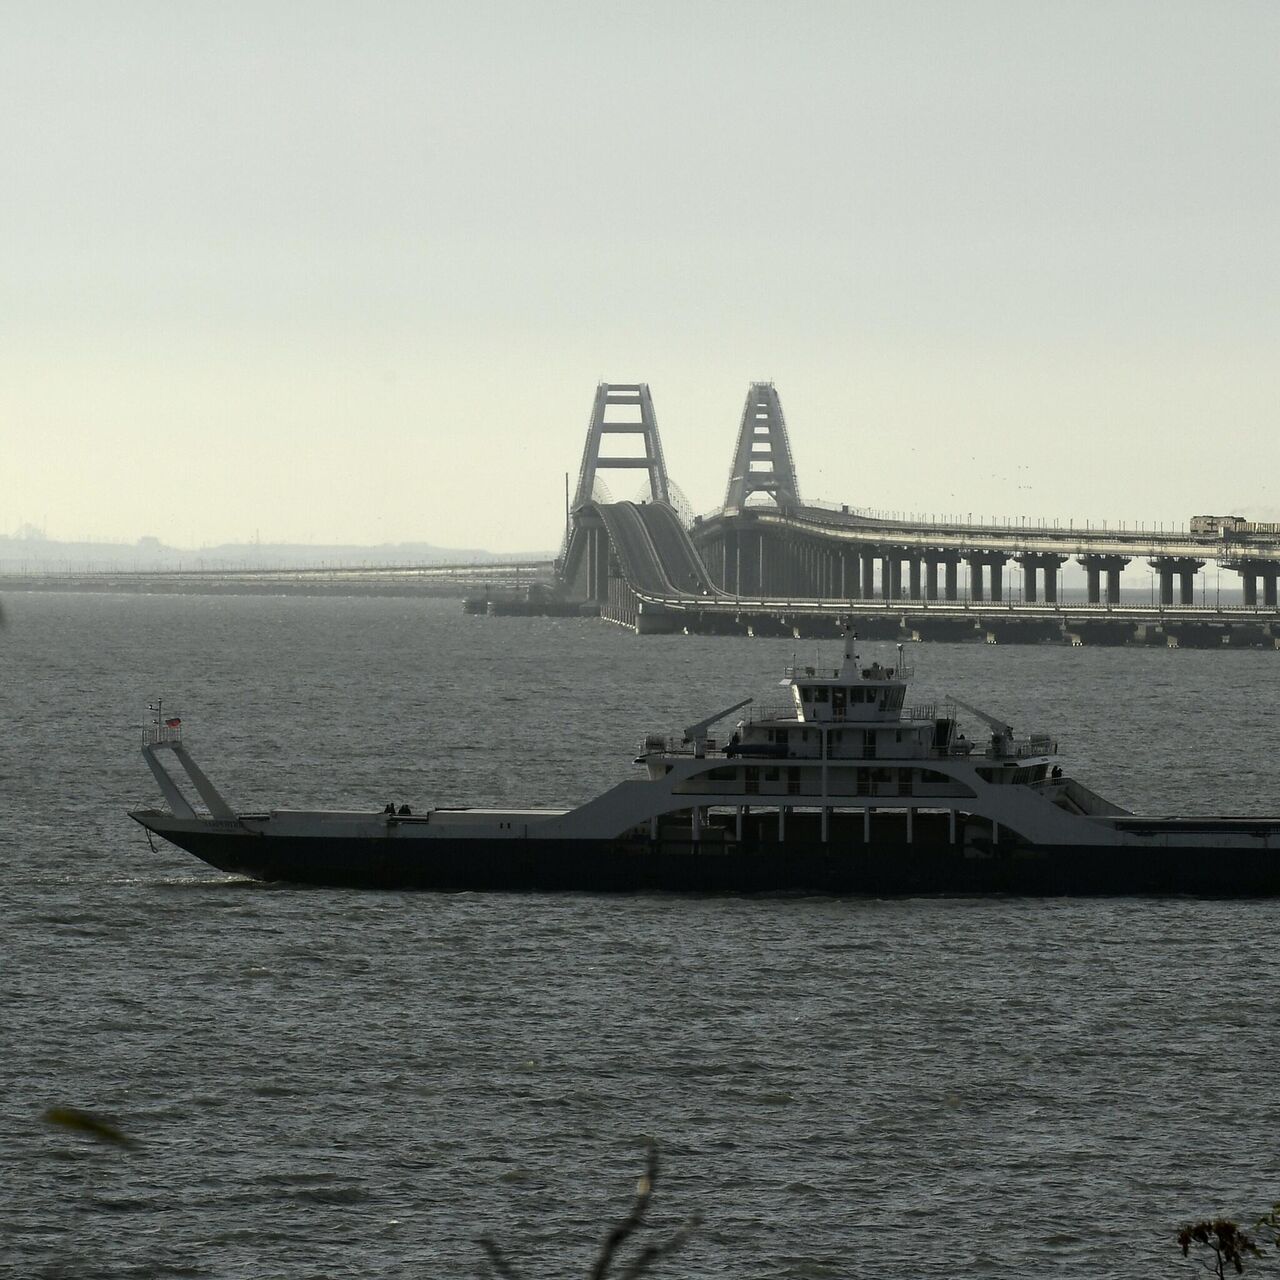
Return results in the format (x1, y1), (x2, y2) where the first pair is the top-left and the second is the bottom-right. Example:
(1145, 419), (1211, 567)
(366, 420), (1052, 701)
(129, 630), (1280, 894)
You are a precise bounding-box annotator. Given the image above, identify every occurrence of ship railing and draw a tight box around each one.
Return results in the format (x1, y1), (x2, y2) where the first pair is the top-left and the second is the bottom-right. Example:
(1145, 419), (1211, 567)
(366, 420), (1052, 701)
(144, 724), (183, 746)
(784, 663), (916, 680)
(985, 734), (1057, 759)
(640, 734), (731, 757)
(741, 704), (800, 724)
(716, 703), (942, 728)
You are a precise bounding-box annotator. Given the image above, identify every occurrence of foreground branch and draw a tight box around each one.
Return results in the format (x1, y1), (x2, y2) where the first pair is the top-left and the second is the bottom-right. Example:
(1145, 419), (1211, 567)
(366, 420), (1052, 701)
(479, 1141), (700, 1279)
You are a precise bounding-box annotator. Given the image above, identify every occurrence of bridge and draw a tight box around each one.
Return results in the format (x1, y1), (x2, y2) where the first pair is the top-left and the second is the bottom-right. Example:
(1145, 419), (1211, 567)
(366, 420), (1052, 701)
(555, 383), (1280, 646)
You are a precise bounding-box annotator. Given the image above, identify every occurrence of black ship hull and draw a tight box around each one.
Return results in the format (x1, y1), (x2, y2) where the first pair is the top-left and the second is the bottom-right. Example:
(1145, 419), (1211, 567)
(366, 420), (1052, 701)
(147, 826), (1280, 896)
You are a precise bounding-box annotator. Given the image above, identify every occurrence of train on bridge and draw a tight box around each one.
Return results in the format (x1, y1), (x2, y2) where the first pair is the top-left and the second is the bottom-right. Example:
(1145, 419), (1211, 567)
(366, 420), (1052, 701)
(1190, 515), (1280, 538)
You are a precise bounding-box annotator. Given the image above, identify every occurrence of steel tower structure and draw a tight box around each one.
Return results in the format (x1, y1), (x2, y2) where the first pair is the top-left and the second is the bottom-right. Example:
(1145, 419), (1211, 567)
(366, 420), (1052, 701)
(723, 382), (801, 511)
(571, 383), (671, 511)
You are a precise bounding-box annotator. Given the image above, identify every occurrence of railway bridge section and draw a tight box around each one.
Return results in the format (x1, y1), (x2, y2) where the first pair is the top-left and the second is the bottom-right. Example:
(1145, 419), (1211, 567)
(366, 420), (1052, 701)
(554, 382), (1280, 646)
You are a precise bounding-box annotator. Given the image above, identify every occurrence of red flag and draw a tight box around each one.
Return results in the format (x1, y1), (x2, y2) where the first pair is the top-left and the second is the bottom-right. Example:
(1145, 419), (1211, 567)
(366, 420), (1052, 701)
(165, 717), (182, 728)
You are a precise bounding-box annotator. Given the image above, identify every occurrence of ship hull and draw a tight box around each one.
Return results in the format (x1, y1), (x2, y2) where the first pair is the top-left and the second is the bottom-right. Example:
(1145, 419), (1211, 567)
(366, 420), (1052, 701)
(137, 822), (1280, 896)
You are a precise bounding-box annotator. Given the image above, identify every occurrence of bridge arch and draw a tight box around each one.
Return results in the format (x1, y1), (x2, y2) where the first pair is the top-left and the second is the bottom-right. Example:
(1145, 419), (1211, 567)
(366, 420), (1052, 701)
(724, 382), (802, 511)
(572, 383), (671, 511)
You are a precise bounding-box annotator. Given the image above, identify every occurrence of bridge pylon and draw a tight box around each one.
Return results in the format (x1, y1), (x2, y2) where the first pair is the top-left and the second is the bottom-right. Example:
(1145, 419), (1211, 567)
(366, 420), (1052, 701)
(724, 382), (801, 512)
(571, 383), (671, 511)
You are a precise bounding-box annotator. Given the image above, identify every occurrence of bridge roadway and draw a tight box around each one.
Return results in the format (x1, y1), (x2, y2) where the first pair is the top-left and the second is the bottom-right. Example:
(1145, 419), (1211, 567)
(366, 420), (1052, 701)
(710, 503), (1280, 562)
(567, 501), (1280, 644)
(567, 500), (720, 599)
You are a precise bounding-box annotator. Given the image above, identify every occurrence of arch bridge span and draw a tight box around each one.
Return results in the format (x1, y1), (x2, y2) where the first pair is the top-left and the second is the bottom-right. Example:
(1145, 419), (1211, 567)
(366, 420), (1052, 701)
(549, 381), (1280, 642)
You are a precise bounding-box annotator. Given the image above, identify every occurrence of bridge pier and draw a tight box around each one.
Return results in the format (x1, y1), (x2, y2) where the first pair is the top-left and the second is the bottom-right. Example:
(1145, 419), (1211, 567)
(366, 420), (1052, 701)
(1150, 556), (1204, 607)
(886, 555), (902, 601)
(967, 556), (983, 602)
(1078, 554), (1130, 605)
(921, 552), (961, 601)
(1233, 560), (1280, 608)
(861, 550), (877, 600)
(908, 556), (922, 601)
(1018, 553), (1067, 604)
(841, 548), (861, 599)
(967, 553), (1007, 602)
(739, 529), (762, 595)
(730, 529), (741, 594)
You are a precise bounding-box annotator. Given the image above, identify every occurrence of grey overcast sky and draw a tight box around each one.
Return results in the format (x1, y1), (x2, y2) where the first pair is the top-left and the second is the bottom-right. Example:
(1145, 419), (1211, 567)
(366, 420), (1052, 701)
(2, 0), (1277, 551)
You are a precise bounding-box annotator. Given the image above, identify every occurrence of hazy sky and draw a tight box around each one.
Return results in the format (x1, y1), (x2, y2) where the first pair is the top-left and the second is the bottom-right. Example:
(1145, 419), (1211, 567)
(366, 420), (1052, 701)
(3, 1), (1277, 552)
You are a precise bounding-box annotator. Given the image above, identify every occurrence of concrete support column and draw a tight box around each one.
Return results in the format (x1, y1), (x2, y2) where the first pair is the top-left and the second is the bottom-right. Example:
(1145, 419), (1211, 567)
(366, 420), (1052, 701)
(861, 551), (876, 601)
(591, 526), (609, 600)
(944, 559), (959, 601)
(1024, 561), (1039, 603)
(989, 558), (1004, 603)
(740, 530), (761, 596)
(881, 555), (893, 601)
(1037, 554), (1066, 603)
(847, 551), (861, 600)
(925, 559), (939, 601)
(889, 557), (903, 600)
(968, 556), (985, 602)
(1151, 557), (1202, 607)
(908, 557), (922, 600)
(1236, 560), (1277, 609)
(1078, 554), (1128, 606)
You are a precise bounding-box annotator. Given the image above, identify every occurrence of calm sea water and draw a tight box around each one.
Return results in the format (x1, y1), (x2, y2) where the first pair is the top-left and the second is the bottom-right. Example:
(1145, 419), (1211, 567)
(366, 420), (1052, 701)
(4, 592), (1280, 1279)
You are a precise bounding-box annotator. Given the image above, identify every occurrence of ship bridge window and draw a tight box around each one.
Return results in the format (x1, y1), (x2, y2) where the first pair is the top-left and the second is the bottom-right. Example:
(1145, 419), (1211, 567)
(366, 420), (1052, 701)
(813, 687), (829, 703)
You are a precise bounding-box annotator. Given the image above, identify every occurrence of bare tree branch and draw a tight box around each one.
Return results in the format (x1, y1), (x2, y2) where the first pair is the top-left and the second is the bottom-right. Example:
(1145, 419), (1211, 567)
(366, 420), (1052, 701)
(479, 1142), (700, 1280)
(616, 1213), (703, 1280)
(589, 1141), (659, 1280)
(478, 1235), (524, 1280)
